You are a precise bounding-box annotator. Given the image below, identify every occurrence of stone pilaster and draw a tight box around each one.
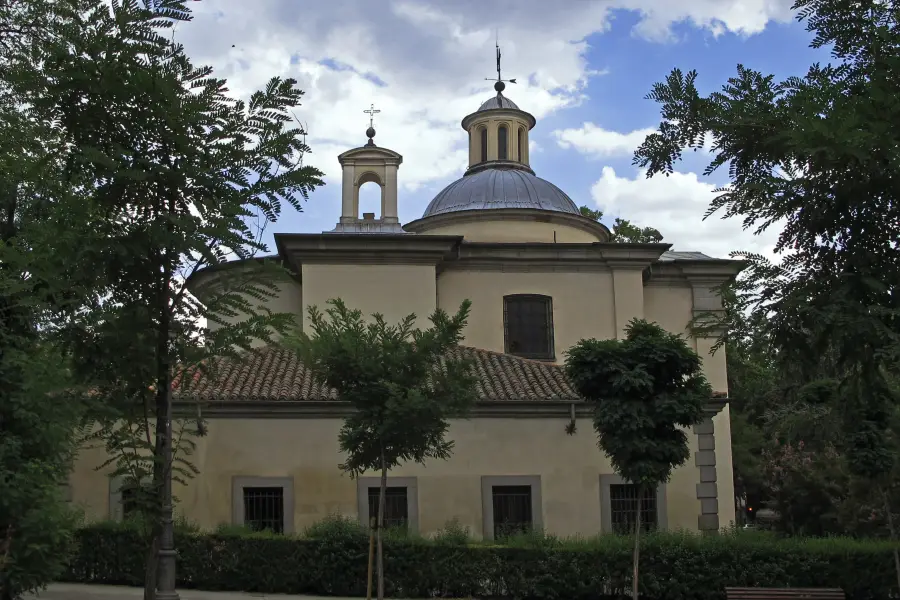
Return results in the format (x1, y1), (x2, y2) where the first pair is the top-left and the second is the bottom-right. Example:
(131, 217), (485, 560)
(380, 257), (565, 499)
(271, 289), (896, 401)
(694, 416), (719, 533)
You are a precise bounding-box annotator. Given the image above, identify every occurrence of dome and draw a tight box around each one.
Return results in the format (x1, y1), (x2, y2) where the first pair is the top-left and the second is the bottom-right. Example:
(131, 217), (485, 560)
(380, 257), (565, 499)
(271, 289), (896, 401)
(422, 168), (580, 218)
(477, 94), (520, 112)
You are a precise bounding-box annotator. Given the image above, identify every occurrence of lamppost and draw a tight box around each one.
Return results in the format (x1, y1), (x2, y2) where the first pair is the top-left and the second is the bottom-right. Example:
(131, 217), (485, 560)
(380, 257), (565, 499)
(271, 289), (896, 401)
(156, 385), (179, 600)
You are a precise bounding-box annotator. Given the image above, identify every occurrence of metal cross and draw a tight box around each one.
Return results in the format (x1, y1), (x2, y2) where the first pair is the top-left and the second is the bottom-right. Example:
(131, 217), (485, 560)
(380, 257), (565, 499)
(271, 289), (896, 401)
(364, 103), (381, 128)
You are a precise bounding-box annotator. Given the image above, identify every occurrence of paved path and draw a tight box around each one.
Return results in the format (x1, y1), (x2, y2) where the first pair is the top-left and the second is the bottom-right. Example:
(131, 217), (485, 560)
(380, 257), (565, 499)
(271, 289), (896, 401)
(25, 583), (364, 599)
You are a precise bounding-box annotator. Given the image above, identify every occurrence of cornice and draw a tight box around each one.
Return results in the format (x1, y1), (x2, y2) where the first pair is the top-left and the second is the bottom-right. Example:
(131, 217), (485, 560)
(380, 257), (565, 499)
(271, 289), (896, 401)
(644, 259), (746, 287)
(403, 208), (611, 242)
(596, 243), (671, 267)
(447, 242), (608, 272)
(337, 146), (403, 164)
(464, 160), (536, 177)
(175, 397), (728, 419)
(678, 260), (746, 285)
(461, 107), (537, 131)
(273, 233), (463, 273)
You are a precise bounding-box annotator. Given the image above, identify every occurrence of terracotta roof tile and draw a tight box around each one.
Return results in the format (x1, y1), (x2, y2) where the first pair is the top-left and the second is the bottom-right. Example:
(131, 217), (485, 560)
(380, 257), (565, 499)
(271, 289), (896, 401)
(173, 345), (580, 403)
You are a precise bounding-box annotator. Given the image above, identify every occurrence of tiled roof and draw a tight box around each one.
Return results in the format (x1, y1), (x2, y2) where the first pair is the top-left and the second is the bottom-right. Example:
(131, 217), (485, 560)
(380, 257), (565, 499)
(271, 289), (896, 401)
(659, 250), (716, 261)
(172, 345), (581, 403)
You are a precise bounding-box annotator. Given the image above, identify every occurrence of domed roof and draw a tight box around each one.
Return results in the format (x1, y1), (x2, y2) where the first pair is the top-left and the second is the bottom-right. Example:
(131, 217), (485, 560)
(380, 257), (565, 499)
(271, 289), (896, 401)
(422, 168), (580, 218)
(477, 94), (520, 112)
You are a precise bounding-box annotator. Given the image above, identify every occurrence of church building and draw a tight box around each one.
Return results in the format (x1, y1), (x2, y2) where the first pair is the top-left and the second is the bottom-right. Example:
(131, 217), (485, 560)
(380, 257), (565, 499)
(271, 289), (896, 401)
(69, 78), (740, 539)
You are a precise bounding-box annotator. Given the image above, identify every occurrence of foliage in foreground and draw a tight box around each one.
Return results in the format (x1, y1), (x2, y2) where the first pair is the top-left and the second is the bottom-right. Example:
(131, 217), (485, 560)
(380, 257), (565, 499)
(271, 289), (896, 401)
(63, 520), (898, 600)
(566, 319), (711, 600)
(634, 0), (900, 547)
(292, 299), (477, 600)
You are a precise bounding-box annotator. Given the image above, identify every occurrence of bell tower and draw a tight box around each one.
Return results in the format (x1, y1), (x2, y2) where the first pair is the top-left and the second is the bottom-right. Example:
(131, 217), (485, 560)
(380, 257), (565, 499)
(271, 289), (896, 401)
(329, 105), (406, 234)
(460, 42), (536, 176)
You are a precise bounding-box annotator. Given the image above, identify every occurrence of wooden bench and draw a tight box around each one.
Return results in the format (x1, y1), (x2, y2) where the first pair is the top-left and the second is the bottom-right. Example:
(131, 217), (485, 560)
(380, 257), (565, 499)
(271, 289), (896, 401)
(725, 588), (845, 600)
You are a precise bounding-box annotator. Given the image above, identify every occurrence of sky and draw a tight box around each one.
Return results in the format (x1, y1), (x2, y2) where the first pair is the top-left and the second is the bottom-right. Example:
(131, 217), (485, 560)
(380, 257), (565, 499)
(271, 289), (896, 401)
(174, 0), (827, 260)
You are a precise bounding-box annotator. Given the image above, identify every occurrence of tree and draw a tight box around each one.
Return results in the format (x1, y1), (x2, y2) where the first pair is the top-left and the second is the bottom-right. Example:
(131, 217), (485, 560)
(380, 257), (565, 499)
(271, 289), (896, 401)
(633, 0), (900, 583)
(0, 3), (110, 595)
(5, 2), (324, 598)
(579, 206), (664, 243)
(294, 299), (477, 600)
(565, 319), (710, 600)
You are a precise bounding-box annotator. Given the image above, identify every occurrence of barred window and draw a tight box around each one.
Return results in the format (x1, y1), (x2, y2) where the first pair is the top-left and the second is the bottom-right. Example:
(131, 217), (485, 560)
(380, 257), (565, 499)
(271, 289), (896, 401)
(480, 127), (488, 163)
(503, 295), (554, 359)
(498, 125), (509, 160)
(491, 485), (533, 538)
(610, 484), (658, 534)
(243, 487), (285, 534)
(367, 486), (409, 530)
(120, 480), (153, 519)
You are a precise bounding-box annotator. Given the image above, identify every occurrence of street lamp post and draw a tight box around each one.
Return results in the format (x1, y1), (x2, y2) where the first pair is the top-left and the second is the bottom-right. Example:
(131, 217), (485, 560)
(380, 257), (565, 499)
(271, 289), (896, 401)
(156, 387), (179, 600)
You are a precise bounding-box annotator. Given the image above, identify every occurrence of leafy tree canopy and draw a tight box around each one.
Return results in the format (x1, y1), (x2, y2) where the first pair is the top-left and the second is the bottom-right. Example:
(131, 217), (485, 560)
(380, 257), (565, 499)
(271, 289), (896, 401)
(294, 299), (478, 476)
(579, 206), (664, 244)
(565, 319), (711, 487)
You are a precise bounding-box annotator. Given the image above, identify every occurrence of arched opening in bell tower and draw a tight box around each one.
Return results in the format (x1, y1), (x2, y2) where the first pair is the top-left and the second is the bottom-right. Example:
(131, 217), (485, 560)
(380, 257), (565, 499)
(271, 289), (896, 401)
(498, 124), (508, 160)
(356, 172), (383, 220)
(518, 127), (526, 163)
(479, 127), (488, 163)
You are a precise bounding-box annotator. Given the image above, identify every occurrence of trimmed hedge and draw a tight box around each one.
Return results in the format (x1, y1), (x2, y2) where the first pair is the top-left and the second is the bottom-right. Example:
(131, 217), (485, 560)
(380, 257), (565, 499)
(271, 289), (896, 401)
(62, 522), (898, 600)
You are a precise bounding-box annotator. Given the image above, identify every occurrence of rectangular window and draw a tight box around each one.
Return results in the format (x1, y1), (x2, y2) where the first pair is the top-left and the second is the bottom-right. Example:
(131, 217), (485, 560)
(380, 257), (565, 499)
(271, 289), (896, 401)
(356, 477), (419, 532)
(243, 487), (285, 534)
(491, 485), (534, 538)
(115, 478), (153, 520)
(504, 295), (554, 359)
(609, 484), (658, 534)
(120, 486), (141, 519)
(367, 486), (409, 529)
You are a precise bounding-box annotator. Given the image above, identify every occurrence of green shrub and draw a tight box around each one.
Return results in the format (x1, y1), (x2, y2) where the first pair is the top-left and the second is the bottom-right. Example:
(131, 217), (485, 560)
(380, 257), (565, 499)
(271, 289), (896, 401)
(304, 513), (367, 541)
(61, 521), (898, 599)
(433, 518), (471, 546)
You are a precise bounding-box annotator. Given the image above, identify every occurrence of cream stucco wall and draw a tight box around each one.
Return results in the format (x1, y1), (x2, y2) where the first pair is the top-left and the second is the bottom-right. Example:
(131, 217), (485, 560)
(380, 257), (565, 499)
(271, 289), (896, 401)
(203, 277), (303, 345)
(301, 263), (436, 327)
(70, 416), (704, 538)
(174, 229), (737, 535)
(422, 220), (601, 244)
(644, 285), (693, 337)
(437, 270), (617, 360)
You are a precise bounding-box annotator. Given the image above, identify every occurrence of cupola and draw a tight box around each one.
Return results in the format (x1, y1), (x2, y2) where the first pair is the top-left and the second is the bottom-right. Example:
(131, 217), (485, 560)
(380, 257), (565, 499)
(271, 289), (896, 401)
(462, 80), (537, 175)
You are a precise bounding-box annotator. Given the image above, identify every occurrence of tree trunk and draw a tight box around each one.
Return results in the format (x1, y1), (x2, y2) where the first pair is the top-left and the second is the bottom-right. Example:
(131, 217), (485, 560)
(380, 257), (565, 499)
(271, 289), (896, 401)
(632, 484), (644, 600)
(144, 379), (168, 600)
(143, 531), (161, 600)
(366, 517), (375, 600)
(880, 486), (900, 595)
(377, 451), (387, 600)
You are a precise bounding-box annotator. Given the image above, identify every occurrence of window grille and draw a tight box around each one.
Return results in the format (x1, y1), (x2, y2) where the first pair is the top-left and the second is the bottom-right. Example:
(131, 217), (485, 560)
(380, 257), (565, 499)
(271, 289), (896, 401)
(609, 484), (657, 534)
(367, 486), (409, 529)
(243, 487), (285, 534)
(491, 485), (533, 538)
(120, 480), (152, 519)
(503, 295), (554, 359)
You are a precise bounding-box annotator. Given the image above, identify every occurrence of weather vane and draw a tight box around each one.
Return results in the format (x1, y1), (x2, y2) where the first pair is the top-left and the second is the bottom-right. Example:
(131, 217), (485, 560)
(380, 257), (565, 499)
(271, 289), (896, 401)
(363, 103), (380, 129)
(485, 30), (516, 93)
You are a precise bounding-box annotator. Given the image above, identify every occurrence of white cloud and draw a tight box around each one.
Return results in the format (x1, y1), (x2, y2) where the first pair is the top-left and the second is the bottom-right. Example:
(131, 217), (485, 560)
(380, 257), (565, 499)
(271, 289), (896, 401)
(170, 0), (793, 196)
(553, 121), (719, 159)
(554, 122), (657, 158)
(590, 167), (780, 259)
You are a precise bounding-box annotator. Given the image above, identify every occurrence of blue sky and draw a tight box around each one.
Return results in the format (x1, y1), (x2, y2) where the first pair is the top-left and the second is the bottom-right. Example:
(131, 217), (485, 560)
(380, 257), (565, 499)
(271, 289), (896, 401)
(176, 1), (829, 260)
